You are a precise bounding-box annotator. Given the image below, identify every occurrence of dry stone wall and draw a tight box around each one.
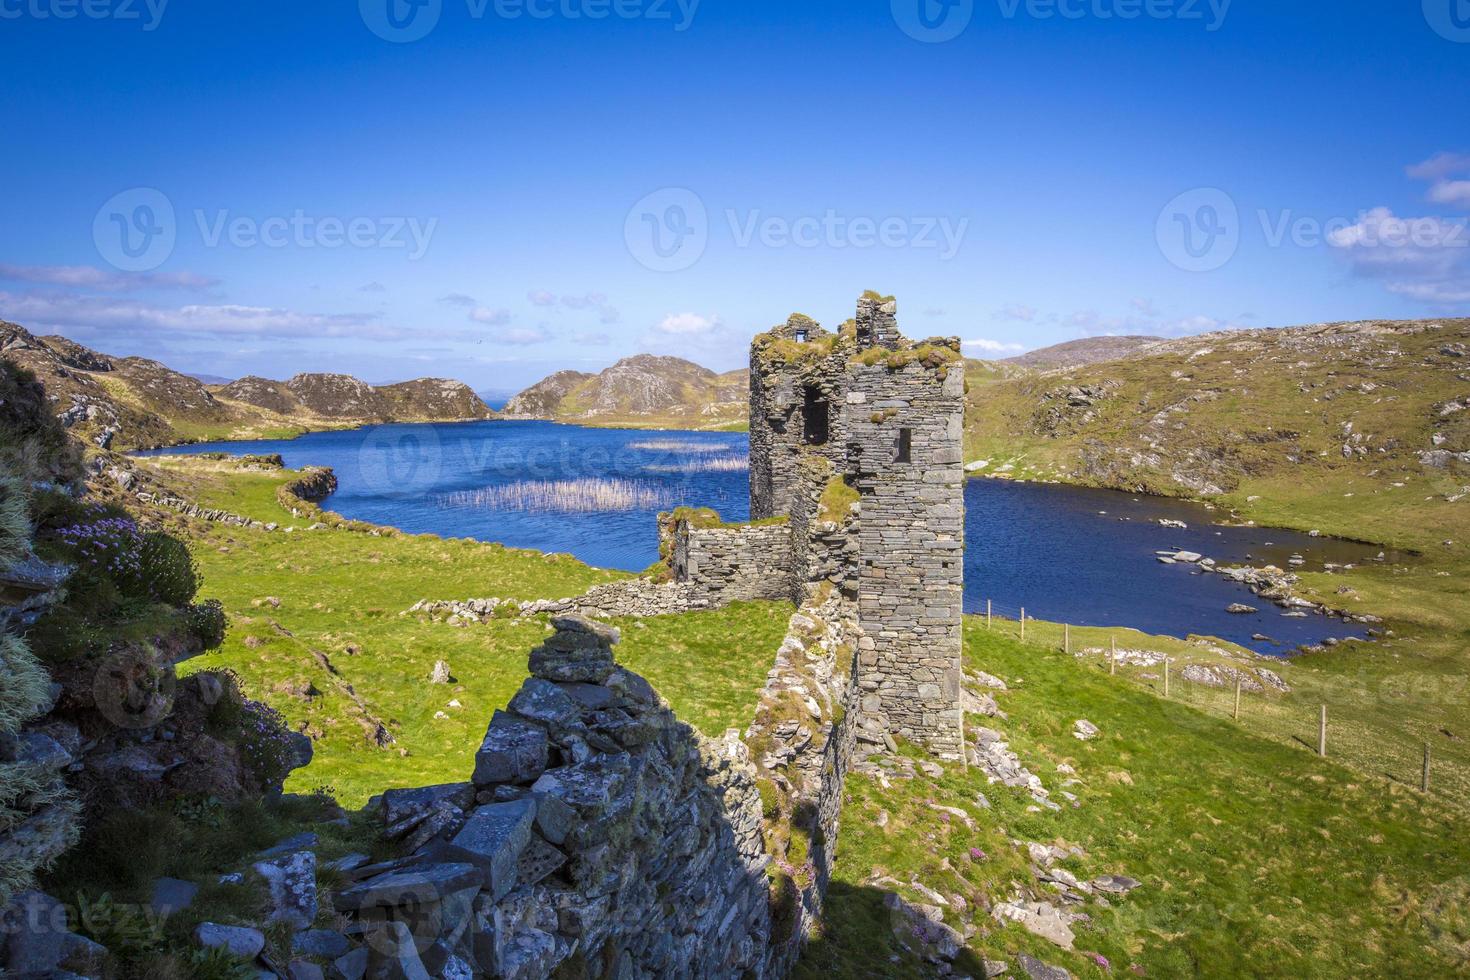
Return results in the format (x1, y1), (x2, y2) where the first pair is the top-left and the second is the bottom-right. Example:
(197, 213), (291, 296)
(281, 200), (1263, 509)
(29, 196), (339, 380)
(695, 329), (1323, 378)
(340, 616), (776, 979)
(667, 520), (794, 604)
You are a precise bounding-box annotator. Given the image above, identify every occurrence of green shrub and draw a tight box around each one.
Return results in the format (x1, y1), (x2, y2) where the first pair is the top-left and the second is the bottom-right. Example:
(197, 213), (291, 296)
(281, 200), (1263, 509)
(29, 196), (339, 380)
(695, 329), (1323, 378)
(132, 532), (199, 606)
(185, 599), (228, 650)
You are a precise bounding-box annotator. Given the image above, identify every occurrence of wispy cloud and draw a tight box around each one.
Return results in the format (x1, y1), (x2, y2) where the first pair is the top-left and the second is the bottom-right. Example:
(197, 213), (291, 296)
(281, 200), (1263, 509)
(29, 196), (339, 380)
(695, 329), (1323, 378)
(655, 312), (721, 335)
(438, 292), (478, 307)
(961, 338), (1024, 354)
(358, 281), (386, 293)
(469, 306), (511, 325)
(0, 290), (451, 341)
(0, 263), (218, 292)
(995, 303), (1038, 322)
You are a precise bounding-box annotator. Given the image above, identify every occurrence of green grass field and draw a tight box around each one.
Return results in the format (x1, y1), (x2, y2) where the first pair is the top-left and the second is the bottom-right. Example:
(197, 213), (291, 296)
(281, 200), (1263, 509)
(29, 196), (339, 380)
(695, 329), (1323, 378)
(800, 622), (1470, 978)
(144, 456), (788, 805)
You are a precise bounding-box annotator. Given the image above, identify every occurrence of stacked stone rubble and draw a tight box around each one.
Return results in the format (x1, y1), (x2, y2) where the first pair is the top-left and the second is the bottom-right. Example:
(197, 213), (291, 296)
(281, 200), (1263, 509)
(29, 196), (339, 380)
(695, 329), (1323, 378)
(336, 616), (773, 979)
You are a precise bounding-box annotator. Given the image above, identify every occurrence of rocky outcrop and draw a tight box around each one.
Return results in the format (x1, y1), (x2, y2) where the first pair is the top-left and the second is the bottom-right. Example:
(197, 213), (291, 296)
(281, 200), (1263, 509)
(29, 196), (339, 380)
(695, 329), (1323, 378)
(504, 357), (746, 427)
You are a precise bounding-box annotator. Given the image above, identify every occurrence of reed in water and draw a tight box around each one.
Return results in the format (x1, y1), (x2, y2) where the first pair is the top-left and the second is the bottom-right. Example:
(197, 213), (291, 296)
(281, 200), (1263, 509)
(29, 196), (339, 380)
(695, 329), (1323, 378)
(437, 478), (674, 513)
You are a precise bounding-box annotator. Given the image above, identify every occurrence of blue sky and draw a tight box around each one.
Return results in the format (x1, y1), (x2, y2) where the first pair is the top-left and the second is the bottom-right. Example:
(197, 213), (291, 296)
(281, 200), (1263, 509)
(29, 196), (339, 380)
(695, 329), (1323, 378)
(1, 0), (1467, 390)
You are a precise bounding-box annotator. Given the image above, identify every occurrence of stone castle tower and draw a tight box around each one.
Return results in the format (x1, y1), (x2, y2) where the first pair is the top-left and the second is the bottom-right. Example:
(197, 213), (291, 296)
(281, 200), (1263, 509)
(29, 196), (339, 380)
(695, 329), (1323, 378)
(747, 293), (966, 758)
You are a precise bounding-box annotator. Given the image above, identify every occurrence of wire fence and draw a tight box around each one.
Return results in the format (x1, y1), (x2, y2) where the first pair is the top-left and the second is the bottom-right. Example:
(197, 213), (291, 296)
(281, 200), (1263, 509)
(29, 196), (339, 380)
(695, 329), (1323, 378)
(975, 598), (1451, 801)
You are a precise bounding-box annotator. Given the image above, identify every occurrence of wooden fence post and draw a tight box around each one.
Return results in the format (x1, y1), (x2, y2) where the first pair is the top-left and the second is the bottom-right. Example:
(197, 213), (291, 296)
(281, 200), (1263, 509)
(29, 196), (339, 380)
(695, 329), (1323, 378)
(1064, 623), (1069, 655)
(986, 599), (992, 630)
(1020, 608), (1026, 643)
(1110, 637), (1116, 676)
(1318, 705), (1327, 757)
(1422, 742), (1431, 793)
(1233, 678), (1241, 721)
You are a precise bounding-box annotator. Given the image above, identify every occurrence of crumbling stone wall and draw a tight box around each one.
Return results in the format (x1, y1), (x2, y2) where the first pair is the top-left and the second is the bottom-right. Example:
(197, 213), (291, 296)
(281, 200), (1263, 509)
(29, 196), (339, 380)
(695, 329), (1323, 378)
(749, 317), (853, 521)
(665, 520), (794, 604)
(340, 616), (776, 979)
(743, 591), (860, 974)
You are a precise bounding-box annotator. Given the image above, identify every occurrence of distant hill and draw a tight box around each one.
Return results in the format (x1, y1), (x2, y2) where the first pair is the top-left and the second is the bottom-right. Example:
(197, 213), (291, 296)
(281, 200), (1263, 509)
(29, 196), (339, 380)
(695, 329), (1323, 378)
(186, 372), (235, 385)
(0, 320), (494, 450)
(1004, 335), (1164, 369)
(966, 317), (1470, 506)
(505, 355), (748, 429)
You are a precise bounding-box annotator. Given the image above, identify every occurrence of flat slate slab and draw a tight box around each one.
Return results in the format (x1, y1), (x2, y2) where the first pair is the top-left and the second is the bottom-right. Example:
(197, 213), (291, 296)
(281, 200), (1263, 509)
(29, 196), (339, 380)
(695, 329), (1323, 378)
(333, 863), (482, 913)
(443, 799), (536, 901)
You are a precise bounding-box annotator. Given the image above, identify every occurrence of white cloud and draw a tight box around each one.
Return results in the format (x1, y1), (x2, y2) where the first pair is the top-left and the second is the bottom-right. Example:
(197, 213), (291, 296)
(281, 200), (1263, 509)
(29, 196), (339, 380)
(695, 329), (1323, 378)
(1428, 180), (1470, 210)
(922, 307), (946, 317)
(1326, 206), (1470, 306)
(656, 312), (721, 335)
(528, 289), (620, 323)
(498, 327), (551, 345)
(438, 293), (478, 307)
(527, 289), (557, 306)
(469, 306), (511, 325)
(358, 281), (386, 293)
(961, 338), (1024, 354)
(1407, 152), (1470, 182)
(1131, 297), (1157, 315)
(0, 263), (218, 292)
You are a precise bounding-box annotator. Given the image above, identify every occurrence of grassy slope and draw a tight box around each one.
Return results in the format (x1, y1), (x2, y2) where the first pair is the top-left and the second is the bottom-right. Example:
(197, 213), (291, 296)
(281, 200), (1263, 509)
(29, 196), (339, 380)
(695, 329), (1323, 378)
(962, 322), (1470, 810)
(141, 457), (787, 806)
(801, 621), (1470, 978)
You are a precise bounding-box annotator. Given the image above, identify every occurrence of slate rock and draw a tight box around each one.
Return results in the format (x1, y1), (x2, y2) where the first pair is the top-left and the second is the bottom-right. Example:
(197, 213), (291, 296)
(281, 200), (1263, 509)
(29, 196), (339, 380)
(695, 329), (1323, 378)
(382, 783), (474, 827)
(1018, 952), (1073, 980)
(508, 679), (581, 728)
(442, 799), (536, 901)
(364, 920), (430, 980)
(3, 891), (69, 975)
(330, 947), (369, 980)
(556, 682), (614, 711)
(333, 863), (481, 913)
(289, 962), (327, 980)
(530, 791), (578, 846)
(254, 850), (319, 930)
(294, 929), (352, 960)
(195, 922), (267, 959)
(473, 712), (549, 787)
(259, 832), (320, 860)
(149, 877), (200, 916)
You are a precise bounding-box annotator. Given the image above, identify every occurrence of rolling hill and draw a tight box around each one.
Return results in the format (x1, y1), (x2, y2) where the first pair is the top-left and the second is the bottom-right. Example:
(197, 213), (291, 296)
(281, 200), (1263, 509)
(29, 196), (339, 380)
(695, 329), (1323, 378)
(504, 354), (748, 429)
(0, 320), (495, 451)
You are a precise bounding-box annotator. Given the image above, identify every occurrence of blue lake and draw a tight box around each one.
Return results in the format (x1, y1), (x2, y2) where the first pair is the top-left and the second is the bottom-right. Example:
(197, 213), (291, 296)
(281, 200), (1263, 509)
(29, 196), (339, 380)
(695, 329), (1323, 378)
(141, 420), (1382, 654)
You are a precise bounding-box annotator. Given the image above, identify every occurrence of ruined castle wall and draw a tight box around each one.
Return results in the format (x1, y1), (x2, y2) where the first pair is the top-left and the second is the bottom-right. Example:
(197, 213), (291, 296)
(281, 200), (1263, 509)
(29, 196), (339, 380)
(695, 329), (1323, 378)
(749, 333), (852, 521)
(786, 457), (859, 602)
(677, 522), (794, 603)
(845, 354), (967, 759)
(743, 594), (861, 974)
